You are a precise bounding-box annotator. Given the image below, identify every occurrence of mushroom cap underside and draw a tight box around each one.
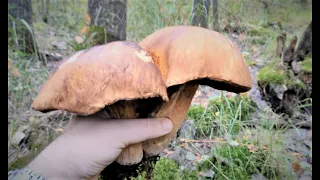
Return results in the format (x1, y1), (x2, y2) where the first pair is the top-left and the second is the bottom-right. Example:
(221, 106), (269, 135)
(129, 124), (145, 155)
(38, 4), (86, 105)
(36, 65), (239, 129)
(139, 25), (252, 93)
(32, 41), (169, 115)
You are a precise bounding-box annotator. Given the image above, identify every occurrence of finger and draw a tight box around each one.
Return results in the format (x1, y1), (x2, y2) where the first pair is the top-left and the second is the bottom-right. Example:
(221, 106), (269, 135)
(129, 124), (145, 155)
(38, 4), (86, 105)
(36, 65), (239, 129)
(107, 118), (173, 146)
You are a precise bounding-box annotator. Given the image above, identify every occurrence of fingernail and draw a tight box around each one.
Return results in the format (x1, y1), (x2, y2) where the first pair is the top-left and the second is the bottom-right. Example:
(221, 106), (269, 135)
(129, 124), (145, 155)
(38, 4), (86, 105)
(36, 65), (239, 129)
(162, 119), (173, 133)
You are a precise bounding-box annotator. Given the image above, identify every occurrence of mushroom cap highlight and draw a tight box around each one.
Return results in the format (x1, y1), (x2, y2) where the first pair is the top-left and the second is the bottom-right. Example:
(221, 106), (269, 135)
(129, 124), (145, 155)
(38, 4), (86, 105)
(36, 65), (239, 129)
(139, 25), (252, 92)
(32, 41), (169, 115)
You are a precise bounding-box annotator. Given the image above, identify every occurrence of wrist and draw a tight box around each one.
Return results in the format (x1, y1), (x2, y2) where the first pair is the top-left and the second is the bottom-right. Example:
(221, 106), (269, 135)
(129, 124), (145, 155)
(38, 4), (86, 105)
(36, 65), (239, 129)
(26, 135), (79, 180)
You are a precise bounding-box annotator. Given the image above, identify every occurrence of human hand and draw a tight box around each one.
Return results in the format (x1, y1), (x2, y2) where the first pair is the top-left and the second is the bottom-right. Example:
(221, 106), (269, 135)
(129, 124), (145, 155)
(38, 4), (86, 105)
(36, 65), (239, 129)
(27, 115), (173, 180)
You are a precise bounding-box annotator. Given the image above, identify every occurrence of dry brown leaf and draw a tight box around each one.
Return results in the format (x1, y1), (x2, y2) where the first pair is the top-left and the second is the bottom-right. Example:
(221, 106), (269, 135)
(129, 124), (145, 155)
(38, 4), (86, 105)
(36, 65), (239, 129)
(12, 68), (21, 77)
(248, 144), (255, 153)
(8, 59), (12, 69)
(55, 128), (64, 133)
(74, 36), (84, 44)
(80, 26), (89, 35)
(84, 13), (91, 25)
(243, 135), (249, 140)
(292, 162), (301, 172)
(196, 154), (202, 162)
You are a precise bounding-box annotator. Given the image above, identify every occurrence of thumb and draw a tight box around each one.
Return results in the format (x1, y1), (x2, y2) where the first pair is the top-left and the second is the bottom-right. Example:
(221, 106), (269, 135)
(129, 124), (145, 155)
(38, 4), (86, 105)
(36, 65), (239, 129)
(114, 118), (173, 146)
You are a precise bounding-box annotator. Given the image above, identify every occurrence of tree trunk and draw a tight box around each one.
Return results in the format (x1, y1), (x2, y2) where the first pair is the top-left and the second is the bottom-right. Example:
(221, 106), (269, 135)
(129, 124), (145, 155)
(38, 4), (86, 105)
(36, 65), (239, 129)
(282, 36), (298, 68)
(8, 0), (35, 54)
(88, 0), (127, 43)
(294, 21), (312, 61)
(191, 0), (210, 28)
(212, 0), (219, 31)
(42, 0), (50, 23)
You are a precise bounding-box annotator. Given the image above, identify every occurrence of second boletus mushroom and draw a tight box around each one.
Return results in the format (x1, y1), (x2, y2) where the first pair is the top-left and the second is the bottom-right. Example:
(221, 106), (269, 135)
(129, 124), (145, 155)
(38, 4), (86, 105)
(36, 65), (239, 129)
(139, 25), (252, 156)
(31, 41), (169, 165)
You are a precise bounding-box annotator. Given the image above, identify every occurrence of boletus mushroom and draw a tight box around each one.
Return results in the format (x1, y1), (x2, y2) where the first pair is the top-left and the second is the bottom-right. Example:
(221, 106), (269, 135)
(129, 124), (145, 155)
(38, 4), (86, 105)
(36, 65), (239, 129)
(139, 25), (252, 156)
(31, 41), (169, 165)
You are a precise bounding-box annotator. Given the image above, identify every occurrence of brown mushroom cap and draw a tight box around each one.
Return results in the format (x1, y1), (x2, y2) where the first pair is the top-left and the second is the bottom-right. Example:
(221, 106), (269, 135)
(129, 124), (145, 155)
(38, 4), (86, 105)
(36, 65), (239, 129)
(139, 25), (252, 92)
(32, 41), (169, 115)
(139, 26), (252, 156)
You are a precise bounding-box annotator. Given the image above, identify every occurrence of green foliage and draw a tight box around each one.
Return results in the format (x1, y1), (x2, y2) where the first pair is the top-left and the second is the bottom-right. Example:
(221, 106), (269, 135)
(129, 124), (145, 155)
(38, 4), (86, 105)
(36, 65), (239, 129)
(131, 158), (198, 180)
(198, 143), (281, 180)
(301, 57), (312, 73)
(130, 171), (147, 180)
(8, 155), (35, 171)
(179, 169), (199, 180)
(153, 157), (179, 180)
(187, 105), (205, 120)
(258, 65), (287, 85)
(187, 93), (256, 138)
(127, 0), (191, 42)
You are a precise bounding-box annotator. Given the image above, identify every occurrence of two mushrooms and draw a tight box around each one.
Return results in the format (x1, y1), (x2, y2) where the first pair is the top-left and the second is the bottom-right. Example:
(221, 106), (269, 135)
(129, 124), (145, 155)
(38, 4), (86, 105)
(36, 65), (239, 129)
(32, 26), (252, 165)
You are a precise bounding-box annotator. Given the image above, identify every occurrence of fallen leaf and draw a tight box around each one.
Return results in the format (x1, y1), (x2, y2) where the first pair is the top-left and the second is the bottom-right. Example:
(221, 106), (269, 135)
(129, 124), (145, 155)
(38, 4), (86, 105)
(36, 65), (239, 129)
(80, 26), (89, 35)
(29, 116), (35, 122)
(12, 67), (21, 77)
(292, 162), (301, 172)
(84, 13), (91, 25)
(55, 128), (64, 133)
(262, 145), (268, 150)
(8, 59), (12, 69)
(74, 36), (84, 44)
(248, 144), (255, 153)
(196, 154), (202, 162)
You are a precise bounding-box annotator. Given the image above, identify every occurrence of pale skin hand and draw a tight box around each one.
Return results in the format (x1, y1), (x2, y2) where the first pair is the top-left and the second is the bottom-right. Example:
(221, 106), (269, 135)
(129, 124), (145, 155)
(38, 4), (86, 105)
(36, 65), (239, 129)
(27, 115), (173, 180)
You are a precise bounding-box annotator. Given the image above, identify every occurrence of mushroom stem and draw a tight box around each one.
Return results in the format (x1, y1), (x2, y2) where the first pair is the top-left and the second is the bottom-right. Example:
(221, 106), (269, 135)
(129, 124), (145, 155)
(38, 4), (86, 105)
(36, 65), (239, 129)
(101, 101), (143, 165)
(142, 82), (199, 156)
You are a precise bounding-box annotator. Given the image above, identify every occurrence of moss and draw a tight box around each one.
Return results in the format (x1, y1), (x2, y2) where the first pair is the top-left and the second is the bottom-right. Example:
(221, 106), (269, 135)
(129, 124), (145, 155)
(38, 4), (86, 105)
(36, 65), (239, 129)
(187, 105), (205, 120)
(131, 157), (199, 180)
(246, 27), (273, 37)
(153, 157), (179, 180)
(179, 169), (199, 180)
(258, 65), (287, 85)
(197, 144), (280, 180)
(286, 79), (306, 89)
(301, 57), (312, 73)
(130, 171), (147, 180)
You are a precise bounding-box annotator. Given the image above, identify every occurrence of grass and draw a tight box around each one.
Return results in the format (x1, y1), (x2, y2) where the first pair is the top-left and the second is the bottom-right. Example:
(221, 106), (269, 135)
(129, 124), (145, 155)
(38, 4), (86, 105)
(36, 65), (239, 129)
(188, 93), (256, 138)
(8, 0), (311, 179)
(301, 57), (312, 73)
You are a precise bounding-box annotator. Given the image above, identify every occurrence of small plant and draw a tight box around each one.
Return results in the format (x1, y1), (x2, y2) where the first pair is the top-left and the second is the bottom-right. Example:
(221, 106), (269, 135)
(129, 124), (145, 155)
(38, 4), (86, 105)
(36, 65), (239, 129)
(258, 65), (287, 85)
(301, 57), (312, 73)
(197, 141), (282, 180)
(188, 93), (256, 138)
(131, 157), (198, 180)
(187, 105), (205, 120)
(153, 157), (179, 180)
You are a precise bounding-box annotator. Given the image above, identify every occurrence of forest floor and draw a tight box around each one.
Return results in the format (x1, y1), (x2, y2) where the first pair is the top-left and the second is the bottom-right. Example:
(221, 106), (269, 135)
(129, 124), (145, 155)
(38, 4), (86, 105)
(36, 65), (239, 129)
(8, 0), (312, 179)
